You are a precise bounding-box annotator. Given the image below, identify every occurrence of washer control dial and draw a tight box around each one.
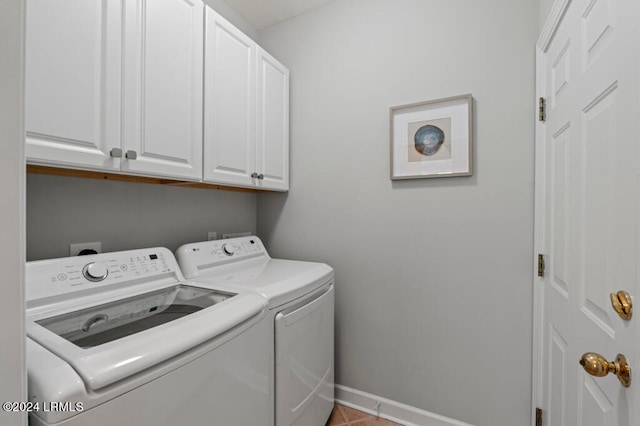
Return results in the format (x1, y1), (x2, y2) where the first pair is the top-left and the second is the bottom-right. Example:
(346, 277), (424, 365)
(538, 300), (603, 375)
(222, 243), (236, 256)
(82, 262), (108, 282)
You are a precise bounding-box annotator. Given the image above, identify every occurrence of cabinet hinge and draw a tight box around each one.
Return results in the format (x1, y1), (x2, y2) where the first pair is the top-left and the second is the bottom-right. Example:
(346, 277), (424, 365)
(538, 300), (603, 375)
(538, 254), (545, 278)
(539, 97), (546, 122)
(536, 407), (543, 426)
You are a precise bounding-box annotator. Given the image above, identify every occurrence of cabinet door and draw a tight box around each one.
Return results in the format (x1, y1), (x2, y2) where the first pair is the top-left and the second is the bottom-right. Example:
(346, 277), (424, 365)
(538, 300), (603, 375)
(25, 0), (122, 171)
(122, 0), (203, 180)
(203, 8), (256, 187)
(256, 48), (289, 191)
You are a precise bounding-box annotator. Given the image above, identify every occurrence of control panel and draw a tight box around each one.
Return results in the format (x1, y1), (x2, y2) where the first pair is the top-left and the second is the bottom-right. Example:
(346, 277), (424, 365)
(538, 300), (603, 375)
(26, 248), (178, 302)
(175, 236), (268, 278)
(218, 238), (263, 259)
(196, 237), (264, 262)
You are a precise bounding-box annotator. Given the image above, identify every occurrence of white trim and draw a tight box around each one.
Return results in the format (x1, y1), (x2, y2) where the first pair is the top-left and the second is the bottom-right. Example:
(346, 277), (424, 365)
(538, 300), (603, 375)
(532, 0), (570, 425)
(335, 384), (474, 426)
(531, 45), (547, 426)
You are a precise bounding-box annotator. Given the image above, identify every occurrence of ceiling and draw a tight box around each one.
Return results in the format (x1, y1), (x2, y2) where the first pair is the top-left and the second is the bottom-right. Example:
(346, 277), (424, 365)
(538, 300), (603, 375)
(222, 0), (337, 30)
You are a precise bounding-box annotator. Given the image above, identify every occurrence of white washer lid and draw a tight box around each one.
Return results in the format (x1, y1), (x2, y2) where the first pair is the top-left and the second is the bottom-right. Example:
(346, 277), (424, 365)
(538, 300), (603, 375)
(26, 291), (266, 391)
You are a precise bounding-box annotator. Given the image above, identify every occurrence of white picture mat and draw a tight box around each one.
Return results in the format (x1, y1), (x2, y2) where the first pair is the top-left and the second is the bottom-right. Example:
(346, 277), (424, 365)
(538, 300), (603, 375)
(391, 96), (470, 178)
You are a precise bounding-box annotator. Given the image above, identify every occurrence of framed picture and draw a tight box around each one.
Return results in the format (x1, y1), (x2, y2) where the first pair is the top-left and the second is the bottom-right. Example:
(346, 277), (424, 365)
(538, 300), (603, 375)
(390, 94), (472, 180)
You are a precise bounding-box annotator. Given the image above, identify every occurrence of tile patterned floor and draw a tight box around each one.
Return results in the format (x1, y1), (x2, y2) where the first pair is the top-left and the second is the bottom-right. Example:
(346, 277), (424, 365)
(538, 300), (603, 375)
(326, 404), (404, 426)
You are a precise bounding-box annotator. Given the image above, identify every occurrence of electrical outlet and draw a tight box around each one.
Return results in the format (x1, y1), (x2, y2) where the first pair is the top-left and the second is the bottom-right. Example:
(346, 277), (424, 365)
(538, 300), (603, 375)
(222, 232), (252, 239)
(70, 242), (102, 256)
(207, 231), (217, 241)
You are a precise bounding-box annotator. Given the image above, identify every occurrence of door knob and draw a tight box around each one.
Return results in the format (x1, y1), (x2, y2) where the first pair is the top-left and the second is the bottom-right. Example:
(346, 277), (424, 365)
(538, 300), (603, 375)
(610, 290), (632, 320)
(579, 352), (631, 387)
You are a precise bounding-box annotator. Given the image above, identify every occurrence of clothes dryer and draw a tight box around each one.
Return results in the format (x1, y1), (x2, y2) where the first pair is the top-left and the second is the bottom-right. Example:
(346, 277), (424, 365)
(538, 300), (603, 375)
(176, 236), (334, 426)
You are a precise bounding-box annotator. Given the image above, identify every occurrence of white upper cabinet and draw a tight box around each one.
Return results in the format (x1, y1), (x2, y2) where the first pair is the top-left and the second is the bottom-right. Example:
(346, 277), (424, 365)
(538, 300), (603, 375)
(26, 0), (203, 181)
(25, 0), (123, 171)
(204, 8), (289, 191)
(203, 7), (256, 187)
(256, 47), (289, 191)
(26, 1), (288, 190)
(122, 0), (203, 180)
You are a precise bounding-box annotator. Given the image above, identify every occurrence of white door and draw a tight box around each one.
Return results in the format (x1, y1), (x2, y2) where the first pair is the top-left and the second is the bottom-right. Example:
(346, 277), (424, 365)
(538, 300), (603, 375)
(25, 0), (122, 171)
(535, 0), (640, 425)
(256, 48), (289, 192)
(122, 0), (203, 180)
(203, 7), (256, 188)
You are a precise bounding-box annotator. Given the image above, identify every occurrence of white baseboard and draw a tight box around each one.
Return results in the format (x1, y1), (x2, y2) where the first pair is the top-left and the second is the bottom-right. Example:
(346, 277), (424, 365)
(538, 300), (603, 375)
(335, 384), (475, 426)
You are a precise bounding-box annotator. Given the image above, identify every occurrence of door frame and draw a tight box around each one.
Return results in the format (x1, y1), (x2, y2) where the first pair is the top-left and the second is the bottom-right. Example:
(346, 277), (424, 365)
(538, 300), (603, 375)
(532, 1), (573, 425)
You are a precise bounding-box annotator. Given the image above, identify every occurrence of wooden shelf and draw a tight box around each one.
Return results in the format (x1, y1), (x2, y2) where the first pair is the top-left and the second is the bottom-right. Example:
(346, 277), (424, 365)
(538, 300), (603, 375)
(26, 165), (258, 193)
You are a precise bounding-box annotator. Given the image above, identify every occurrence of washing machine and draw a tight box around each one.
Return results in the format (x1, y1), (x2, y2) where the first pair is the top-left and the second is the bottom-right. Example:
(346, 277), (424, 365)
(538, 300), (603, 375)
(175, 236), (334, 426)
(25, 247), (271, 426)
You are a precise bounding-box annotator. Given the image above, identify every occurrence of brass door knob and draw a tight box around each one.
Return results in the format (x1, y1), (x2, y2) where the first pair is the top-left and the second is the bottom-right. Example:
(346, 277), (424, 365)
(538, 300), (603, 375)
(610, 290), (632, 320)
(579, 353), (631, 387)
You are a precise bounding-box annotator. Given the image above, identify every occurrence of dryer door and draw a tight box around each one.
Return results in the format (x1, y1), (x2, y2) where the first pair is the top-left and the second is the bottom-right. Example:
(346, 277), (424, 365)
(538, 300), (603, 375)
(275, 284), (334, 426)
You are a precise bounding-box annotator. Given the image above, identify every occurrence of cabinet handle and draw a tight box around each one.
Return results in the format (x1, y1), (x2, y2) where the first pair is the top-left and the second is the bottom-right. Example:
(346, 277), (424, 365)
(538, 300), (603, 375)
(258, 174), (264, 180)
(125, 150), (137, 160)
(110, 148), (123, 158)
(251, 172), (259, 179)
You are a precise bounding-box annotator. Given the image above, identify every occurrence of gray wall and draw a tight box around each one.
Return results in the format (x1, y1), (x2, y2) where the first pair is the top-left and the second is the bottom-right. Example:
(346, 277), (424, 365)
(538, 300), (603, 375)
(539, 0), (555, 31)
(257, 1), (537, 425)
(0, 0), (26, 424)
(27, 175), (257, 260)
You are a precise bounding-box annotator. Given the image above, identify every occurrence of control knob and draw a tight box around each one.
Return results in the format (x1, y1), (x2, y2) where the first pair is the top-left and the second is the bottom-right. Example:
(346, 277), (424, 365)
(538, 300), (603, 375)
(82, 262), (109, 282)
(222, 243), (236, 256)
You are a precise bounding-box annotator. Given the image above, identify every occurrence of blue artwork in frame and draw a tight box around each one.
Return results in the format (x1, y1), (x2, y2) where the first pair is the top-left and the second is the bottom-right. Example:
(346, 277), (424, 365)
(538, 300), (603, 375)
(390, 94), (473, 179)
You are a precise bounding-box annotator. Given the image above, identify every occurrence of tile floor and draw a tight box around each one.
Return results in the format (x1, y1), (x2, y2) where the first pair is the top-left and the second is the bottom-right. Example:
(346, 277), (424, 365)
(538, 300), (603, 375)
(326, 404), (404, 426)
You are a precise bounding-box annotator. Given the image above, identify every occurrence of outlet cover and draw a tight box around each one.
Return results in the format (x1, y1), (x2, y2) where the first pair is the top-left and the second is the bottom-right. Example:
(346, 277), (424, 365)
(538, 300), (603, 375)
(70, 242), (102, 256)
(207, 231), (217, 241)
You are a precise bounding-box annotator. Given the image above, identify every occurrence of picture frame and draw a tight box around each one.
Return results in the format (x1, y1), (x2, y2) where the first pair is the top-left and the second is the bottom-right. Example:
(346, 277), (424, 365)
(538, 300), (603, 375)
(390, 94), (473, 180)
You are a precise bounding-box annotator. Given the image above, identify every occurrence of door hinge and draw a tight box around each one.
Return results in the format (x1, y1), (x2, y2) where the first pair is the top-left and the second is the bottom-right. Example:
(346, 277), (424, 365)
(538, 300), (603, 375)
(538, 254), (545, 278)
(536, 407), (543, 426)
(539, 97), (546, 122)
